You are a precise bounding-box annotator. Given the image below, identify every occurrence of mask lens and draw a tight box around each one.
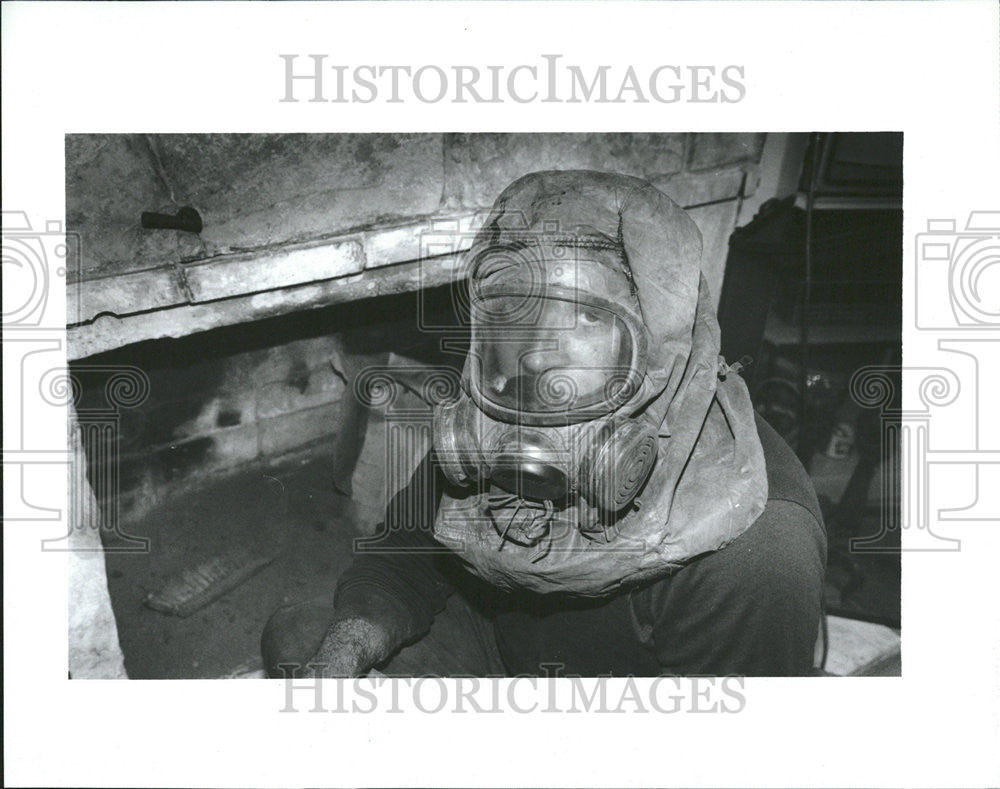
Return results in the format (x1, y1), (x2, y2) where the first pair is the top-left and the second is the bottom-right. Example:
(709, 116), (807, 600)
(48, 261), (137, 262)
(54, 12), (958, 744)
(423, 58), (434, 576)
(474, 296), (635, 415)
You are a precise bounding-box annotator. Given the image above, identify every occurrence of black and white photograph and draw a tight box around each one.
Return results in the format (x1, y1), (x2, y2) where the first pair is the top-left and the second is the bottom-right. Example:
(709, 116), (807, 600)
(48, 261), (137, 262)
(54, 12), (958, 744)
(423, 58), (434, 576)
(63, 132), (903, 681)
(3, 3), (998, 787)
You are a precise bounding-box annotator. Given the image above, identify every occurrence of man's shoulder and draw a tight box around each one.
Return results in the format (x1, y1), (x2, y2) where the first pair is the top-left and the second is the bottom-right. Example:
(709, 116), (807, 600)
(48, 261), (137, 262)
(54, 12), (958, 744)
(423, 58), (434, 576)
(755, 413), (824, 527)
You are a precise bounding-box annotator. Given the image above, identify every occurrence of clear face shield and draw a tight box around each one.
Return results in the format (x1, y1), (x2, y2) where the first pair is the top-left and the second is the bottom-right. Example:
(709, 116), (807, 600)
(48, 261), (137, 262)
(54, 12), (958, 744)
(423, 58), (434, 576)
(469, 285), (648, 426)
(433, 245), (659, 539)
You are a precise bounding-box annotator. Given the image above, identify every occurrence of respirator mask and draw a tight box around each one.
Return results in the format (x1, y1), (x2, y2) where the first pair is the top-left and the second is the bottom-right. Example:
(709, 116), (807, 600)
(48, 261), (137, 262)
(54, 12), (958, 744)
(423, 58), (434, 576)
(433, 235), (662, 551)
(427, 170), (766, 596)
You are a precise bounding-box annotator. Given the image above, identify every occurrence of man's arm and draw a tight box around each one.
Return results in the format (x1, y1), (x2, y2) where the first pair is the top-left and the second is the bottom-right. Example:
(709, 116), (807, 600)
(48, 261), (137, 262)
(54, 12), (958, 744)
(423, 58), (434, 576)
(311, 450), (455, 676)
(636, 415), (827, 676)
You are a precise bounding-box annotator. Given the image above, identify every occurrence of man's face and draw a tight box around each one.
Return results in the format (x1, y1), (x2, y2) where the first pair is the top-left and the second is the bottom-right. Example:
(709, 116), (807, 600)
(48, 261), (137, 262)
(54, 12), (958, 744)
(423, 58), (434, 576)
(476, 294), (632, 414)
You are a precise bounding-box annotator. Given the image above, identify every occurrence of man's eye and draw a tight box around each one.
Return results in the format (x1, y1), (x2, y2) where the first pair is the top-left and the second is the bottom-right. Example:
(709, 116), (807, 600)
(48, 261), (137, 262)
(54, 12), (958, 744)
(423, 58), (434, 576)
(581, 309), (602, 325)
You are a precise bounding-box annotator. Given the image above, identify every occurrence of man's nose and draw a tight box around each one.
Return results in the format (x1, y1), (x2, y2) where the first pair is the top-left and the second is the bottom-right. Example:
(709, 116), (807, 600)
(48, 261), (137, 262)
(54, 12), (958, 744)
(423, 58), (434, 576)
(521, 338), (568, 372)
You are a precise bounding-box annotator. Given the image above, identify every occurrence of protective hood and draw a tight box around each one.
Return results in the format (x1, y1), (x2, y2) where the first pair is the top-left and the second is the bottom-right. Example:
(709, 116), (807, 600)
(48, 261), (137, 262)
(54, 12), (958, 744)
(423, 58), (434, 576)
(432, 170), (768, 596)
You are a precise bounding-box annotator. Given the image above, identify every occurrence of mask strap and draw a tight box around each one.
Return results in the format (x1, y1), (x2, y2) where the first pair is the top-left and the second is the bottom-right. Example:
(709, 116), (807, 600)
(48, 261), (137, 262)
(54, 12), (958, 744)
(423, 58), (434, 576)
(485, 493), (555, 554)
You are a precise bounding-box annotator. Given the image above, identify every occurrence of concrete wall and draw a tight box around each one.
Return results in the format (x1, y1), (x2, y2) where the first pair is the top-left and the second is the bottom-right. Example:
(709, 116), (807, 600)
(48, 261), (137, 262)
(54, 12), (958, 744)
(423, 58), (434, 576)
(67, 133), (766, 357)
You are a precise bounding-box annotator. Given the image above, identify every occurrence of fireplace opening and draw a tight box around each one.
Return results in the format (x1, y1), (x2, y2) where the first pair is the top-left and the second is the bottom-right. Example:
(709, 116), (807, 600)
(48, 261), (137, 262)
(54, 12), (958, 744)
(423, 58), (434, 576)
(73, 284), (467, 678)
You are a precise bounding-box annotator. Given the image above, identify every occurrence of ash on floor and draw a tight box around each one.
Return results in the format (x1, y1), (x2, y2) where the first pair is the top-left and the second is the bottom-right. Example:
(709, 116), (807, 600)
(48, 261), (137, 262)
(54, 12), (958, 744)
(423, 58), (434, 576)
(103, 395), (417, 679)
(103, 449), (351, 678)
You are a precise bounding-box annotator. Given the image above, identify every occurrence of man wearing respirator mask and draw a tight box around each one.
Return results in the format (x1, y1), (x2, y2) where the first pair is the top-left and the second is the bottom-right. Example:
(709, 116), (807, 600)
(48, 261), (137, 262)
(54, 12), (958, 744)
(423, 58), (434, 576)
(262, 170), (827, 677)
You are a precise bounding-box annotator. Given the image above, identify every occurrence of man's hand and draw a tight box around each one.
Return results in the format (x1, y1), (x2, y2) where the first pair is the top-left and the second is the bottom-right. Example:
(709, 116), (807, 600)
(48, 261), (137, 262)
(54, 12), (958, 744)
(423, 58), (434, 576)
(306, 616), (395, 678)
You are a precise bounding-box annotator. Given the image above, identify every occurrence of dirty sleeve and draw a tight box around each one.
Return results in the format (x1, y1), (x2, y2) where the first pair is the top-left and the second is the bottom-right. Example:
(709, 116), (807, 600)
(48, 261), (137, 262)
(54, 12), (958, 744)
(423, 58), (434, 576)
(333, 451), (455, 649)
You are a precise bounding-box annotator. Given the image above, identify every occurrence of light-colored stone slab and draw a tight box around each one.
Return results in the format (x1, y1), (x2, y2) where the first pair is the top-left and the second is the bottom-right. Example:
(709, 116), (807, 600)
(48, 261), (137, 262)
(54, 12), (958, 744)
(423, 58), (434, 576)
(184, 239), (365, 303)
(823, 615), (901, 676)
(68, 413), (128, 679)
(67, 254), (460, 360)
(70, 267), (187, 324)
